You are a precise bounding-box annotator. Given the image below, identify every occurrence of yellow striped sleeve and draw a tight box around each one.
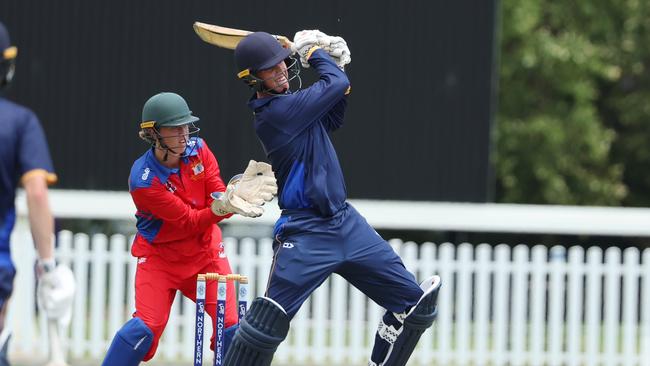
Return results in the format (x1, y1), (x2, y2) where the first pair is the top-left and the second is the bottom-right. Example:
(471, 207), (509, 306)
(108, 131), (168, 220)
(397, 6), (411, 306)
(306, 46), (321, 61)
(21, 169), (58, 186)
(3, 46), (17, 60)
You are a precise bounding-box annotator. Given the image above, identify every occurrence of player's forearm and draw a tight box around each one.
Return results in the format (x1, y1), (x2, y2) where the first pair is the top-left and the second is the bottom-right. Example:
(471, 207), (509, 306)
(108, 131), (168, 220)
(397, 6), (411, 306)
(147, 208), (224, 244)
(24, 178), (55, 260)
(132, 187), (227, 243)
(188, 207), (225, 230)
(310, 49), (350, 90)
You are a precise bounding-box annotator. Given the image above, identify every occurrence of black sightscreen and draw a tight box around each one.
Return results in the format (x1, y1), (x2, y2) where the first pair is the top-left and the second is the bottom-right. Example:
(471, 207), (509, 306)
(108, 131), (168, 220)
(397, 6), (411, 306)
(1, 0), (497, 202)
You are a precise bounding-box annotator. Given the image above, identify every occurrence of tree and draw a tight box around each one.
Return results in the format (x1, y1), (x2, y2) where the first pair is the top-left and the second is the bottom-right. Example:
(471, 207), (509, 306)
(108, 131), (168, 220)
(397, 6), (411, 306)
(602, 1), (650, 206)
(495, 1), (630, 205)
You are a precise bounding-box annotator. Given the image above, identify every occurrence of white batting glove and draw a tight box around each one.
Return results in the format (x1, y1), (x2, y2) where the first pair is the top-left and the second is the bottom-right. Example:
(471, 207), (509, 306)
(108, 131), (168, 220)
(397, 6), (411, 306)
(293, 31), (351, 70)
(323, 36), (351, 69)
(292, 30), (328, 68)
(37, 263), (75, 322)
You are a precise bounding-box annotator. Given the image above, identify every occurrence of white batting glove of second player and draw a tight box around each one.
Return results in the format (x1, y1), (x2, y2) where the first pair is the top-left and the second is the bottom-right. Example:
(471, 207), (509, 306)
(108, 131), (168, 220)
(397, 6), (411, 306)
(37, 262), (75, 322)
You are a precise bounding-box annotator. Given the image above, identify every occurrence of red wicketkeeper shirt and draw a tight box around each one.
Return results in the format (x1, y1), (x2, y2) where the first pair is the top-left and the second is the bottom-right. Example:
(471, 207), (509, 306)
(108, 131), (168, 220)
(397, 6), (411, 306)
(127, 138), (231, 271)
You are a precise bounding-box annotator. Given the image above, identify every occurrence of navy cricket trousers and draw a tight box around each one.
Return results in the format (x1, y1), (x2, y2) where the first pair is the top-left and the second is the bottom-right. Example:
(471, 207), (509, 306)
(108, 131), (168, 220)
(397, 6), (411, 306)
(267, 203), (423, 319)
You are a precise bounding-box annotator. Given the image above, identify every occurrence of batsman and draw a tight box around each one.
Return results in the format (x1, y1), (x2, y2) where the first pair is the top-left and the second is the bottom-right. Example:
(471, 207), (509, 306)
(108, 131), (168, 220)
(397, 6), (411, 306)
(199, 28), (441, 366)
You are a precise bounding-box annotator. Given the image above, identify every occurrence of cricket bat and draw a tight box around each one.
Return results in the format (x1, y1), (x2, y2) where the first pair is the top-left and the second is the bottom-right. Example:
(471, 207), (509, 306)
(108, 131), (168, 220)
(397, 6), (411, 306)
(45, 319), (69, 366)
(193, 22), (293, 50)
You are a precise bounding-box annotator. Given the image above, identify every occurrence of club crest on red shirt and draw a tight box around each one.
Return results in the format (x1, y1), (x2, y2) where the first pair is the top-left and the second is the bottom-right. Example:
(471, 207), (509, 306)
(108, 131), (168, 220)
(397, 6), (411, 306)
(191, 160), (205, 180)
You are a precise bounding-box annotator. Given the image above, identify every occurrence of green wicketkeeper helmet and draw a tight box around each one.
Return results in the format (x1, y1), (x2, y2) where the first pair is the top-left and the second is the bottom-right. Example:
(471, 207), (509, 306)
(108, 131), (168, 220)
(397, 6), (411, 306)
(138, 92), (201, 158)
(140, 92), (199, 129)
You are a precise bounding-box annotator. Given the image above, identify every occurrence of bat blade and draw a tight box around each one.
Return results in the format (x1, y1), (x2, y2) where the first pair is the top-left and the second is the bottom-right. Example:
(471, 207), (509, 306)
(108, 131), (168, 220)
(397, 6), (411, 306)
(45, 319), (70, 366)
(193, 22), (293, 50)
(193, 22), (251, 49)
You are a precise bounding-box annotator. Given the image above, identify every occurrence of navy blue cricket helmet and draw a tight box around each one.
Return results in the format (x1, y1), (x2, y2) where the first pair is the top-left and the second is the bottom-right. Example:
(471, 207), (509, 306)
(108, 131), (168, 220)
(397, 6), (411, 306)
(234, 31), (300, 92)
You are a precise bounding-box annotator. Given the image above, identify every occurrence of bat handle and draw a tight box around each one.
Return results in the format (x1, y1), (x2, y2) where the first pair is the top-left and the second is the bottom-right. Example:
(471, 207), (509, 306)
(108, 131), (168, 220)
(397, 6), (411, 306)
(46, 319), (69, 366)
(275, 36), (294, 51)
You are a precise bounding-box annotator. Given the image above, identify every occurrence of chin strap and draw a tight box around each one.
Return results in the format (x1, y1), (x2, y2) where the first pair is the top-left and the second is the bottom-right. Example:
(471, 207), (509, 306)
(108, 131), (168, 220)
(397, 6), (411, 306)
(157, 144), (181, 162)
(242, 57), (302, 95)
(142, 124), (201, 161)
(151, 128), (183, 162)
(0, 59), (15, 91)
(259, 87), (290, 97)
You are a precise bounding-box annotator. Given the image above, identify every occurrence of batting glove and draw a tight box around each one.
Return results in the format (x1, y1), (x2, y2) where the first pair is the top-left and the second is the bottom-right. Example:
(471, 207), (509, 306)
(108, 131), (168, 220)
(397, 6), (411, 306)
(292, 29), (328, 68)
(37, 263), (75, 322)
(325, 36), (351, 69)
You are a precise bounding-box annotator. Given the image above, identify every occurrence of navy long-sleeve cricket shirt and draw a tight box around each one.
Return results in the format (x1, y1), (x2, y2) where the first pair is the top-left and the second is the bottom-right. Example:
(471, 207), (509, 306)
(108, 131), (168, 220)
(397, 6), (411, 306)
(248, 49), (351, 217)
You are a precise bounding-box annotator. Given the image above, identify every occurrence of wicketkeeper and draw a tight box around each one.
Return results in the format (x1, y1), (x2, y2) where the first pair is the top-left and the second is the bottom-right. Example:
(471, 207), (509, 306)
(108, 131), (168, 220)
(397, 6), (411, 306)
(101, 92), (277, 365)
(216, 30), (441, 366)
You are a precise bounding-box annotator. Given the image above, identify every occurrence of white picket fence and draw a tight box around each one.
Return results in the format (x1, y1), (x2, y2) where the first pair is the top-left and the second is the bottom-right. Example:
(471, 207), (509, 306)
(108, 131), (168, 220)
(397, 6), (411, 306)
(7, 227), (650, 365)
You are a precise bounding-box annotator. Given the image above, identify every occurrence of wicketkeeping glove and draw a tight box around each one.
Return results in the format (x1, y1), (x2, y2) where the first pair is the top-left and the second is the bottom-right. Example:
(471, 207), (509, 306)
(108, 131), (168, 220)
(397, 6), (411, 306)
(210, 160), (277, 218)
(210, 187), (264, 218)
(230, 160), (277, 204)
